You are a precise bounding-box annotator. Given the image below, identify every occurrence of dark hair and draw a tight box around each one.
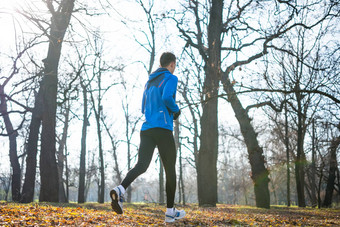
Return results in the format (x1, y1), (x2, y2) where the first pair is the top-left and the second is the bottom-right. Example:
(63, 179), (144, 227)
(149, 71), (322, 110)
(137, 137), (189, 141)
(160, 52), (176, 67)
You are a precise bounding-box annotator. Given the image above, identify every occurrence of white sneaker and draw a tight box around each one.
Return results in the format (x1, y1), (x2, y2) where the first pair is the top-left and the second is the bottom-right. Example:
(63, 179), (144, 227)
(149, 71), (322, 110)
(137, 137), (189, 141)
(165, 208), (186, 223)
(110, 187), (124, 214)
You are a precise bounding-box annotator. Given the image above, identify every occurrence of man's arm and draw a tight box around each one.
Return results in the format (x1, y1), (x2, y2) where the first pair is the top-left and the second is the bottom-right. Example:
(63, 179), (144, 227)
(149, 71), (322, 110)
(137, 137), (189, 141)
(162, 76), (179, 113)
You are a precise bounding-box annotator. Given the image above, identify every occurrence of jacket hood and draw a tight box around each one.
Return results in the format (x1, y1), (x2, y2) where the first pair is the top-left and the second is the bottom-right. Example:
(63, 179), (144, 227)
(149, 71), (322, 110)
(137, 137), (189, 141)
(148, 68), (169, 82)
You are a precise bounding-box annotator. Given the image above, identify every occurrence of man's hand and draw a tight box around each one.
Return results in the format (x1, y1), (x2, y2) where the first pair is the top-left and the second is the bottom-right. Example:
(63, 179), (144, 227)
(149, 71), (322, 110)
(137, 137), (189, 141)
(173, 109), (181, 120)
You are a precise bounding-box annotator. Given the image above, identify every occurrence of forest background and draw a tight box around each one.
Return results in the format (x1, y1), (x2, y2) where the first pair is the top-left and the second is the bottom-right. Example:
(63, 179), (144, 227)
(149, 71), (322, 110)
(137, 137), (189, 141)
(0, 0), (339, 210)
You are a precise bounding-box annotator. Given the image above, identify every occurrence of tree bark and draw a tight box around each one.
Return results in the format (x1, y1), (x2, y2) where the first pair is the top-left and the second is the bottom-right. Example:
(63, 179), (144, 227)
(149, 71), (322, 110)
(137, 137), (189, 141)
(39, 0), (75, 202)
(21, 85), (43, 203)
(78, 82), (88, 203)
(0, 86), (21, 202)
(222, 78), (270, 208)
(323, 135), (340, 207)
(294, 86), (306, 207)
(197, 0), (222, 207)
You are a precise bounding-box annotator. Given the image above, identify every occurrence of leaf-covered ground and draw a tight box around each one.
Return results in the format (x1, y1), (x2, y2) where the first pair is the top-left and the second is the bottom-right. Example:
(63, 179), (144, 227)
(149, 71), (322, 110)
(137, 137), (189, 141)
(0, 201), (339, 226)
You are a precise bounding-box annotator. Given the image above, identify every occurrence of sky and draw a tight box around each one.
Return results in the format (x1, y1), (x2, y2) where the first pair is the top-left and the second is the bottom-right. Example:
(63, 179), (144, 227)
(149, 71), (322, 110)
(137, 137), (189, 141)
(0, 0), (198, 187)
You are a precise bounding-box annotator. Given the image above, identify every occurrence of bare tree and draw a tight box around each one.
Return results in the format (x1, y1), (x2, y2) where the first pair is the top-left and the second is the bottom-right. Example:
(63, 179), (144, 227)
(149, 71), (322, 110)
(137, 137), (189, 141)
(323, 126), (340, 207)
(87, 35), (121, 203)
(169, 0), (338, 208)
(119, 77), (143, 203)
(56, 100), (70, 203)
(0, 174), (11, 201)
(102, 118), (122, 185)
(18, 0), (76, 202)
(0, 50), (27, 202)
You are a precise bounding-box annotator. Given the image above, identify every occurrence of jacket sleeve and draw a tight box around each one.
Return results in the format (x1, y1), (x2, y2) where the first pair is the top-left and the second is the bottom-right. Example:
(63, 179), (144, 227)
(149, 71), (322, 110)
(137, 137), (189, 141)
(162, 75), (179, 113)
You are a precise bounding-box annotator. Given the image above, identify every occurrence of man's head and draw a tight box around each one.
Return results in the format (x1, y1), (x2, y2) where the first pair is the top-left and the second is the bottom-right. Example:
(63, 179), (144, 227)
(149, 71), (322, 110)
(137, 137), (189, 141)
(160, 52), (176, 74)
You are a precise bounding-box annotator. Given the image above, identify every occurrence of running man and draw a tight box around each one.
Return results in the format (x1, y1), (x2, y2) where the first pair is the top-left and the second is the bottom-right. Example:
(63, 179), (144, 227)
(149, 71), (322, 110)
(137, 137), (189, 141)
(110, 52), (185, 223)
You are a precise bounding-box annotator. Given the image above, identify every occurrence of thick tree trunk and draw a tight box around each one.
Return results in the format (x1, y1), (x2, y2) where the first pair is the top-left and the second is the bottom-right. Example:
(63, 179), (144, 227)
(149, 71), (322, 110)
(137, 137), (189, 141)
(78, 83), (88, 203)
(57, 104), (69, 203)
(197, 95), (218, 207)
(294, 89), (306, 207)
(323, 136), (340, 207)
(21, 85), (43, 203)
(0, 86), (21, 202)
(197, 56), (219, 207)
(197, 0), (222, 207)
(39, 0), (75, 202)
(222, 78), (270, 208)
(39, 71), (59, 202)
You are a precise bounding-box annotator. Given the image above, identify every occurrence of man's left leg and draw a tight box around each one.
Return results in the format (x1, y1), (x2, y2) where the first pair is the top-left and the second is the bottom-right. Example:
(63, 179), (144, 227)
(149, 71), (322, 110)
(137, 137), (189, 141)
(110, 130), (156, 214)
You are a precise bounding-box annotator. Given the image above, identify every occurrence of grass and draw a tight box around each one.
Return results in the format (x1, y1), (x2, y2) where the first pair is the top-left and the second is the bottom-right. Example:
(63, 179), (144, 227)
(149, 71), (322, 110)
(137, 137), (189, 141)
(0, 201), (339, 226)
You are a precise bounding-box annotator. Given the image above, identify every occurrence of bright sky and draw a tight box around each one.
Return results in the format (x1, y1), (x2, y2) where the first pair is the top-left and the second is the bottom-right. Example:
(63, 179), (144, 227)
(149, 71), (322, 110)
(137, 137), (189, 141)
(0, 0), (190, 185)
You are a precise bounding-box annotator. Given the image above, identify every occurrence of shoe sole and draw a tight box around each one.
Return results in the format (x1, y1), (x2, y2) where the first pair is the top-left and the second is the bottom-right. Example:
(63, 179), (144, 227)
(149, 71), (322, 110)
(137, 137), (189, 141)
(165, 219), (175, 223)
(110, 190), (123, 214)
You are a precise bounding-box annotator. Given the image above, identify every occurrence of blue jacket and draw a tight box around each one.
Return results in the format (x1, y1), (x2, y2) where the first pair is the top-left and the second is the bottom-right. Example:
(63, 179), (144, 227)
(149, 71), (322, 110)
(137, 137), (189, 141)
(141, 68), (179, 131)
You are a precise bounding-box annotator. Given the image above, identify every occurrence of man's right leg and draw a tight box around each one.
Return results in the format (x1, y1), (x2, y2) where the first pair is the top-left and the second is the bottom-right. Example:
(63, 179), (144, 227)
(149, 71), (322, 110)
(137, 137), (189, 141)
(156, 129), (185, 222)
(111, 130), (156, 214)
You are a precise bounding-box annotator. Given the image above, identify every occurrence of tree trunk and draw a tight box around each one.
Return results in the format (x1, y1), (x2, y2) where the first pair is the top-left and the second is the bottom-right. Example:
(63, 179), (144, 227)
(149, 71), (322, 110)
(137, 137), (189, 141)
(57, 103), (69, 203)
(3, 175), (11, 201)
(65, 143), (70, 201)
(175, 120), (185, 205)
(180, 86), (198, 204)
(96, 96), (105, 204)
(222, 78), (270, 208)
(323, 136), (340, 207)
(126, 111), (132, 203)
(21, 85), (43, 203)
(98, 117), (105, 204)
(102, 120), (122, 184)
(294, 88), (306, 207)
(284, 91), (291, 207)
(196, 0), (222, 207)
(39, 0), (75, 202)
(197, 60), (219, 207)
(0, 86), (21, 202)
(310, 119), (317, 207)
(78, 82), (88, 203)
(159, 160), (165, 204)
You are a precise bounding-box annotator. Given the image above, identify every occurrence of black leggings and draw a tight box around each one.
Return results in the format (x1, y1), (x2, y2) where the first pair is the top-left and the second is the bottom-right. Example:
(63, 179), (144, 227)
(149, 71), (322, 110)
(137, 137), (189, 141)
(121, 128), (177, 208)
